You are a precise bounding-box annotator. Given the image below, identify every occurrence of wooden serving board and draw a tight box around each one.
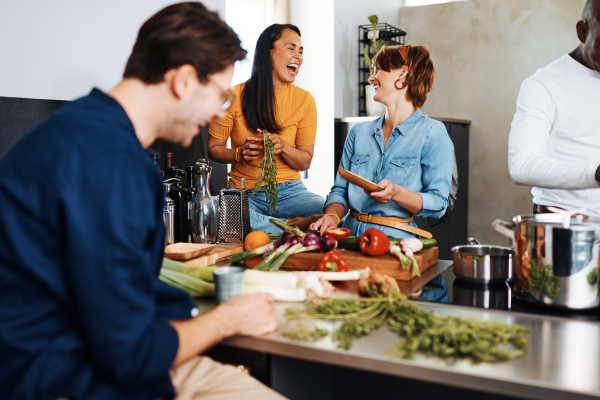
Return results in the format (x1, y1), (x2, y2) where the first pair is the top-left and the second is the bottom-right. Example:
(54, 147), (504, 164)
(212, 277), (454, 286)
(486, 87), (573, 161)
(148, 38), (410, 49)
(281, 247), (439, 281)
(182, 244), (244, 267)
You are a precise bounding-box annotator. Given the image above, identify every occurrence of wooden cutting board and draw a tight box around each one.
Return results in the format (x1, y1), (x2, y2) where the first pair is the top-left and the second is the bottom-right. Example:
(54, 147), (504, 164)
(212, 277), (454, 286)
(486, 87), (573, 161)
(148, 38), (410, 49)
(182, 244), (244, 267)
(281, 247), (439, 281)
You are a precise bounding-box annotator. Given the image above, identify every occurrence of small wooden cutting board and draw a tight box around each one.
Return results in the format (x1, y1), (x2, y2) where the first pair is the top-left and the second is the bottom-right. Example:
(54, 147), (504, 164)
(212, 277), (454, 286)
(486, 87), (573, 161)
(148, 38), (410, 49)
(281, 247), (439, 281)
(182, 244), (244, 267)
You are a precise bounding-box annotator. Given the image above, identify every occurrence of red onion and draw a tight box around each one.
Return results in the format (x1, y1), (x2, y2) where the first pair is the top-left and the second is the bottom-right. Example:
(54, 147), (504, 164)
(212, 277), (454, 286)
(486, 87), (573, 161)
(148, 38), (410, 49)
(320, 236), (337, 252)
(302, 234), (321, 248)
(288, 236), (303, 246)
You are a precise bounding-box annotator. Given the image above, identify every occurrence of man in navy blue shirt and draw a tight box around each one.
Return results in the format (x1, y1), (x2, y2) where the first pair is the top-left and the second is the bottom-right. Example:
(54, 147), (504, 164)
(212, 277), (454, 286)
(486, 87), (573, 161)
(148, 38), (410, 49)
(0, 3), (283, 399)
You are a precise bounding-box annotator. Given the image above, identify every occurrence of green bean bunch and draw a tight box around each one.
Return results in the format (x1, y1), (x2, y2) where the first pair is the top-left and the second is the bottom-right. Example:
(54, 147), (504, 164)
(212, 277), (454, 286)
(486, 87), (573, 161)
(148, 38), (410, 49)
(252, 129), (279, 212)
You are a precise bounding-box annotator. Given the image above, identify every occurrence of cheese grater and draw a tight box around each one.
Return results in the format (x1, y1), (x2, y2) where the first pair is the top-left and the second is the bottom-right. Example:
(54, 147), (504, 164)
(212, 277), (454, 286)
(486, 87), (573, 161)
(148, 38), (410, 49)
(217, 177), (251, 244)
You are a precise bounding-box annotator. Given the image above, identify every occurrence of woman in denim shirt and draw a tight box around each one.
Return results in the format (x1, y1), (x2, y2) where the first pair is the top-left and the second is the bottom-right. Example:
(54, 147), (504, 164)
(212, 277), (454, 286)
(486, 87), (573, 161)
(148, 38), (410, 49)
(312, 45), (453, 242)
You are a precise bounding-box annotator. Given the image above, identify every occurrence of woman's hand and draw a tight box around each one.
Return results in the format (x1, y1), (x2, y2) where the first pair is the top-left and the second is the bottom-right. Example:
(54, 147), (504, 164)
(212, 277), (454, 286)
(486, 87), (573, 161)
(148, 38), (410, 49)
(367, 179), (398, 204)
(309, 215), (339, 237)
(256, 129), (286, 155)
(241, 136), (263, 161)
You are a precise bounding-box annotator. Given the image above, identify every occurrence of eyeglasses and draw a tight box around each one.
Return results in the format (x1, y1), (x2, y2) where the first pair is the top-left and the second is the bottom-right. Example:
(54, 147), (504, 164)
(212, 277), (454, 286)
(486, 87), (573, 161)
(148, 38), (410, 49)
(207, 75), (235, 110)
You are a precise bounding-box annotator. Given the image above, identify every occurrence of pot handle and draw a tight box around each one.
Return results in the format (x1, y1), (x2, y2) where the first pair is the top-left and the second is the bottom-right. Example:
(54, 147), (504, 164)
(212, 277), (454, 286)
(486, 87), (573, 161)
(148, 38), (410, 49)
(467, 237), (481, 245)
(492, 219), (514, 243)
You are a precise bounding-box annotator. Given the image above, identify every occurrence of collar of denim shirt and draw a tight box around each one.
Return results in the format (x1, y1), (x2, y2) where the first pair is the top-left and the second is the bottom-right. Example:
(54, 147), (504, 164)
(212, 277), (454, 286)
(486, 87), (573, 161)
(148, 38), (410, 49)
(372, 109), (424, 137)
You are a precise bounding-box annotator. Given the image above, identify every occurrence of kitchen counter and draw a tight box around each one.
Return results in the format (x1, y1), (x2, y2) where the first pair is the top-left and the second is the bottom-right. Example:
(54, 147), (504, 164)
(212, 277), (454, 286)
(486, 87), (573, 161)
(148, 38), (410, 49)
(198, 260), (600, 400)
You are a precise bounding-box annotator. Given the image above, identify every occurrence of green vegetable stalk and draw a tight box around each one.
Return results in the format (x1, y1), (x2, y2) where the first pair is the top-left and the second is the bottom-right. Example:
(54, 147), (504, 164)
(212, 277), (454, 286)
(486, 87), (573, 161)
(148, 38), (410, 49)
(281, 325), (329, 342)
(283, 286), (531, 363)
(527, 261), (559, 300)
(252, 129), (279, 212)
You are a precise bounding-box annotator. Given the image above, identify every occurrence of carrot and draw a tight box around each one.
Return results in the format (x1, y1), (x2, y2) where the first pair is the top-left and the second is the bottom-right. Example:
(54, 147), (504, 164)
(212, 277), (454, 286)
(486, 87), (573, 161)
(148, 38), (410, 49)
(358, 279), (369, 294)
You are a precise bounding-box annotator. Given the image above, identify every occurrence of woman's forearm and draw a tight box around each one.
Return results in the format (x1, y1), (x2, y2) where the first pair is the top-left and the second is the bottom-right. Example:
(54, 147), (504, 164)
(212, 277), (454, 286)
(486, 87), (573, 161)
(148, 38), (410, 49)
(280, 142), (312, 171)
(391, 185), (423, 215)
(324, 203), (346, 219)
(207, 143), (236, 164)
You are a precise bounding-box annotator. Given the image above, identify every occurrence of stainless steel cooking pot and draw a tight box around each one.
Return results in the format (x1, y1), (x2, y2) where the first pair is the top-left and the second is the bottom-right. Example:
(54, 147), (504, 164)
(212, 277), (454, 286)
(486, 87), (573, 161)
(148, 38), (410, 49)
(451, 238), (513, 284)
(493, 214), (600, 310)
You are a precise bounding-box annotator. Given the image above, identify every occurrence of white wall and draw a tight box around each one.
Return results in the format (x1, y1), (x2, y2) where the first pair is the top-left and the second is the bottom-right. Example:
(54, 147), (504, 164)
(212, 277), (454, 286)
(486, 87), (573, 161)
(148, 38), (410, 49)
(290, 0), (335, 198)
(0, 0), (225, 101)
(333, 0), (402, 118)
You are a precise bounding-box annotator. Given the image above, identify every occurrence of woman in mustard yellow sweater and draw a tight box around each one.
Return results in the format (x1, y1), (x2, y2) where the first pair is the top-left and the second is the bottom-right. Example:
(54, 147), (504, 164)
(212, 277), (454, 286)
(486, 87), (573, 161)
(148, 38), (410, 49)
(208, 24), (324, 233)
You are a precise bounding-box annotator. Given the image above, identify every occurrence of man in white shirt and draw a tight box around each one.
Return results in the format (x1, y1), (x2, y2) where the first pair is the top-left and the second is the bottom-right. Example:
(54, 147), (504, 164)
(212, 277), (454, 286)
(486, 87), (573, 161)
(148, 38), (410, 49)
(508, 0), (600, 216)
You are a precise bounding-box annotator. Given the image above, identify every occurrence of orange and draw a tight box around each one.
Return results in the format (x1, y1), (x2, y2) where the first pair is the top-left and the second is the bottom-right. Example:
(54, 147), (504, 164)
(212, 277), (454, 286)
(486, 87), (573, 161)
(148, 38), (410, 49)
(243, 256), (264, 269)
(244, 231), (271, 251)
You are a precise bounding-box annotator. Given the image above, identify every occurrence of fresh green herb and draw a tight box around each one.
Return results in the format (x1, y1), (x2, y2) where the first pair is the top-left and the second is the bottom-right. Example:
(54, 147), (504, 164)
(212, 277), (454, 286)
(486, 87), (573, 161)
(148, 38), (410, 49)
(281, 326), (329, 342)
(284, 307), (304, 321)
(283, 286), (531, 363)
(527, 261), (559, 300)
(252, 129), (278, 212)
(587, 257), (600, 295)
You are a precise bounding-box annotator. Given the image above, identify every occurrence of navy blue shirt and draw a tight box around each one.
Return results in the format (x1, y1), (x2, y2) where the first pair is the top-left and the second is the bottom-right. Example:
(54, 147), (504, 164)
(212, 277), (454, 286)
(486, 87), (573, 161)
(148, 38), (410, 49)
(0, 89), (195, 400)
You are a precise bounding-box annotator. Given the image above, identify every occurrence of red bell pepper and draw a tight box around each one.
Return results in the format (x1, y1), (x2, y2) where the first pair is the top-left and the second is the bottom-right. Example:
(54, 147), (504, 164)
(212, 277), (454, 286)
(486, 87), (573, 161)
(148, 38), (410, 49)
(324, 227), (352, 242)
(359, 228), (390, 256)
(317, 251), (348, 272)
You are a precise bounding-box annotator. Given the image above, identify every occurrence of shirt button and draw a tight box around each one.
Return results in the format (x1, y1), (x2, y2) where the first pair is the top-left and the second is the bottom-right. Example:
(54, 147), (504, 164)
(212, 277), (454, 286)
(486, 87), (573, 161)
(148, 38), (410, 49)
(356, 159), (359, 162)
(402, 162), (405, 165)
(377, 135), (380, 138)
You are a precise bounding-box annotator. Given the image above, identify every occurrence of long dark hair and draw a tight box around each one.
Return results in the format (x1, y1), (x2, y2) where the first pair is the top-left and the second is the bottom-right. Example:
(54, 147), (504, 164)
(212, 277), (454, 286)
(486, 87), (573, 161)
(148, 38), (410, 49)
(242, 24), (301, 134)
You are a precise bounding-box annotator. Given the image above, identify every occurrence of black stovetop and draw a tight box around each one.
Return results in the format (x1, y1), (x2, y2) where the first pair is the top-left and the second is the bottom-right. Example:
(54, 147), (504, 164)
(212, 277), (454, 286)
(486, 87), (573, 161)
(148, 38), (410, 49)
(421, 268), (600, 322)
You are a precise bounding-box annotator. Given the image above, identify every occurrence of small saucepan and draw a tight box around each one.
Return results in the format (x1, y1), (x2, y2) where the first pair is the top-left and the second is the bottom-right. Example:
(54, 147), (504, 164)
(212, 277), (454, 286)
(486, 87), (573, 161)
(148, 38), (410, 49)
(451, 238), (513, 284)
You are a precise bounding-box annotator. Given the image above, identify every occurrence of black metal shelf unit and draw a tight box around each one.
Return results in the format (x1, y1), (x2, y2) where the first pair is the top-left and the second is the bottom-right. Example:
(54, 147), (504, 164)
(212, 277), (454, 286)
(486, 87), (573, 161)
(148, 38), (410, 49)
(358, 23), (406, 116)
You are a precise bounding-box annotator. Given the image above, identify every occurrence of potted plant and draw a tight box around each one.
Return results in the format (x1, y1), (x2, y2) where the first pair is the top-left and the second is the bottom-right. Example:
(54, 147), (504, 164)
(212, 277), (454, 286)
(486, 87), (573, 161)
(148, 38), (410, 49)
(363, 15), (387, 116)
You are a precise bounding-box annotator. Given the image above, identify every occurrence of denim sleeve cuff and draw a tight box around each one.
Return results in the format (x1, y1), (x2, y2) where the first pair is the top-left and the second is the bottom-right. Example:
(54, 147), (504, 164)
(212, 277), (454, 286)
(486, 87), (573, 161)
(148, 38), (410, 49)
(416, 192), (444, 218)
(324, 192), (348, 213)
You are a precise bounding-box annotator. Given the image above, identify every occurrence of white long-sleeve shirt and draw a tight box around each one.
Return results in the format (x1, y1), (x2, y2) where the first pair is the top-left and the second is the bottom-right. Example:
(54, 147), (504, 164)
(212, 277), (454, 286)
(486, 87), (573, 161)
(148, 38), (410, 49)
(508, 54), (600, 216)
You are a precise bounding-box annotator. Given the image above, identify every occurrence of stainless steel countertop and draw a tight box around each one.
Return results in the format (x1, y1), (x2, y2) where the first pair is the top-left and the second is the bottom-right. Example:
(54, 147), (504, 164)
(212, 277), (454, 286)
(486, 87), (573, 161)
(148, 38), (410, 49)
(197, 261), (600, 400)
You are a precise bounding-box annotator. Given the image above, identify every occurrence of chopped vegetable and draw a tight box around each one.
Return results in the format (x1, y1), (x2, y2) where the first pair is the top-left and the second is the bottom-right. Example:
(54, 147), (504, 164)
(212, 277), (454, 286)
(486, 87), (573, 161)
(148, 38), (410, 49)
(359, 228), (390, 256)
(359, 273), (399, 295)
(318, 251), (348, 272)
(252, 129), (278, 212)
(324, 228), (352, 242)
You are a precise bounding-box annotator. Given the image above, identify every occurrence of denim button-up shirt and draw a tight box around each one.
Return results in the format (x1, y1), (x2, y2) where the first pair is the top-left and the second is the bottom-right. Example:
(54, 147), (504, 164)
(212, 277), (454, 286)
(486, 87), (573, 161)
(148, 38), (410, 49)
(325, 110), (454, 238)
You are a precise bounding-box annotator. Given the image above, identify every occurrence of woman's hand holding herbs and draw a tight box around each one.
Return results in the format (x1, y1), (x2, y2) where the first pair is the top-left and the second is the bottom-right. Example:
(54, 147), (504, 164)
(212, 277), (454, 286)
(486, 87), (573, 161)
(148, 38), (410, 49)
(256, 129), (285, 155)
(242, 136), (263, 161)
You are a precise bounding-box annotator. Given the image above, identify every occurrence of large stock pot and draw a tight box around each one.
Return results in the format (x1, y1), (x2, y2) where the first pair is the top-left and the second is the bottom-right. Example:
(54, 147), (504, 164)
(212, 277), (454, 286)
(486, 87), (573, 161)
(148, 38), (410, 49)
(494, 214), (600, 310)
